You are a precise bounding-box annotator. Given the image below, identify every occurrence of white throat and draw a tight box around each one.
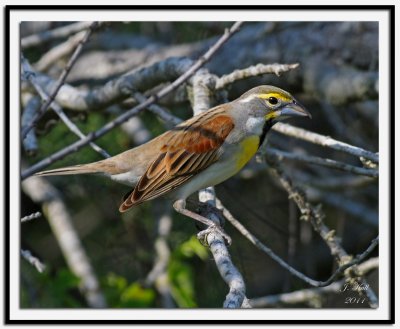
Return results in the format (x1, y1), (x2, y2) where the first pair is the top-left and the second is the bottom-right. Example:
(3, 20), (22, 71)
(245, 117), (265, 136)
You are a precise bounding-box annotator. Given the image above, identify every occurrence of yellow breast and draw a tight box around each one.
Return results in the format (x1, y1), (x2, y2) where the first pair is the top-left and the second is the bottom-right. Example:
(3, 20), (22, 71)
(235, 135), (260, 170)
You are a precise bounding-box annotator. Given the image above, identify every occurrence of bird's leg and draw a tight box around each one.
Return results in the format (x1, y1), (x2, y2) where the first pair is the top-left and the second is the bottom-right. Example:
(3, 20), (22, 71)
(196, 201), (225, 228)
(186, 199), (226, 229)
(173, 199), (232, 246)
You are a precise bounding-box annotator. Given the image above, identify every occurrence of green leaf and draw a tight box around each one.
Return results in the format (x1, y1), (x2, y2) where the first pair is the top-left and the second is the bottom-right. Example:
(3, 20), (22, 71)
(178, 236), (208, 260)
(102, 273), (155, 307)
(120, 282), (155, 307)
(168, 260), (197, 308)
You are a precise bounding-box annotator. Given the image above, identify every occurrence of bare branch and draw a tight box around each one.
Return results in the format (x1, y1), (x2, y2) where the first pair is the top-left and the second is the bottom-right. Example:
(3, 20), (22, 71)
(215, 63), (299, 89)
(22, 57), (191, 112)
(153, 21), (243, 105)
(35, 30), (87, 71)
(250, 257), (379, 308)
(21, 249), (46, 273)
(21, 212), (42, 223)
(22, 174), (107, 308)
(267, 161), (378, 308)
(216, 197), (321, 287)
(267, 148), (378, 178)
(21, 22), (101, 140)
(21, 95), (40, 156)
(199, 188), (246, 309)
(21, 21), (94, 49)
(272, 123), (379, 164)
(209, 229), (247, 308)
(216, 198), (378, 290)
(21, 21), (244, 179)
(21, 57), (110, 158)
(133, 92), (182, 126)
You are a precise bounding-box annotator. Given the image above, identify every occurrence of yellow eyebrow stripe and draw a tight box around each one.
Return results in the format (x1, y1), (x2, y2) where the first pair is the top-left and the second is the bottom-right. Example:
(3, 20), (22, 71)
(257, 92), (291, 102)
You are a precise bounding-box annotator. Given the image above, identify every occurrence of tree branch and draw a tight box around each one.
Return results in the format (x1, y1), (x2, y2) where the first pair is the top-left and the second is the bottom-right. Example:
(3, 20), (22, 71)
(21, 21), (244, 179)
(267, 160), (378, 308)
(199, 188), (246, 309)
(21, 21), (95, 49)
(216, 198), (378, 290)
(22, 174), (107, 308)
(21, 22), (101, 139)
(21, 94), (40, 156)
(35, 30), (87, 71)
(267, 148), (378, 178)
(215, 63), (299, 89)
(21, 249), (46, 273)
(21, 212), (42, 223)
(250, 257), (379, 307)
(132, 92), (182, 126)
(272, 123), (379, 164)
(21, 56), (110, 158)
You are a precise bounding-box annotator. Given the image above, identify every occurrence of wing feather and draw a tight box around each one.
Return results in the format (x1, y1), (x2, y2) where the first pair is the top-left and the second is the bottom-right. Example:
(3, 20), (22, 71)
(119, 110), (234, 212)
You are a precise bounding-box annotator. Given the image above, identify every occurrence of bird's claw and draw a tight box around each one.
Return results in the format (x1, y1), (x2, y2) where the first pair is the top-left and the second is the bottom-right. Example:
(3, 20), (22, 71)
(197, 224), (232, 247)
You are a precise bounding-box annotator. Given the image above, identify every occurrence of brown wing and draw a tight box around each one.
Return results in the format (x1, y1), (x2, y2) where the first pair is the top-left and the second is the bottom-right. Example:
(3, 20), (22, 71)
(119, 111), (234, 212)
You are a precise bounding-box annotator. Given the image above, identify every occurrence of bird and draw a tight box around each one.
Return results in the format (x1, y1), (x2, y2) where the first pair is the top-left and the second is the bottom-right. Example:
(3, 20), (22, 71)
(35, 85), (311, 240)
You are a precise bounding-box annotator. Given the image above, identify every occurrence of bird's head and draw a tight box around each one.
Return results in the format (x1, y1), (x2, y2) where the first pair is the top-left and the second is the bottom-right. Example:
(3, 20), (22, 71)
(237, 85), (311, 125)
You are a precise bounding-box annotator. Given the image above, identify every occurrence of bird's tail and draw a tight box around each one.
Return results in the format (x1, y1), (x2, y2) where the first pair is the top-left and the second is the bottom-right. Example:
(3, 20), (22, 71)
(34, 163), (101, 177)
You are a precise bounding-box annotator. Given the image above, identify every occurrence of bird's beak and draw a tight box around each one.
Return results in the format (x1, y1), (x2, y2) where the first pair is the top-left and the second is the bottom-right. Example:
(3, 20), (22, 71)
(279, 101), (312, 119)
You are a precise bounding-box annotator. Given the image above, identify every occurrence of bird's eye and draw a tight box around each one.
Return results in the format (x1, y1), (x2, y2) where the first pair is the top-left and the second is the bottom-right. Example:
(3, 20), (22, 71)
(268, 97), (278, 105)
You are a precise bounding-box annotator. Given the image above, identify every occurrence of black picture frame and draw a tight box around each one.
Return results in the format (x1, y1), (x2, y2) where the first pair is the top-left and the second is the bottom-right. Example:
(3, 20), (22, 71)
(5, 4), (395, 325)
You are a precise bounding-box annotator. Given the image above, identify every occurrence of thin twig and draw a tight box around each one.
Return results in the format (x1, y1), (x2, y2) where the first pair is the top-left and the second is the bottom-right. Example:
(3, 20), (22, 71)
(25, 59), (297, 114)
(215, 63), (299, 89)
(22, 21), (244, 179)
(273, 123), (379, 164)
(216, 198), (378, 289)
(21, 249), (46, 273)
(21, 22), (101, 140)
(250, 257), (379, 307)
(21, 21), (94, 49)
(21, 212), (42, 223)
(267, 148), (378, 178)
(133, 92), (182, 126)
(35, 30), (87, 71)
(21, 56), (110, 158)
(268, 162), (378, 307)
(21, 57), (193, 112)
(22, 174), (107, 308)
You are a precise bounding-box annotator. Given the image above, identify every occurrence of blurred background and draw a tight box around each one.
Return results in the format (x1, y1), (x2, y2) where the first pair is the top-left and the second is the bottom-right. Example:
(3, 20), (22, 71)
(20, 21), (379, 308)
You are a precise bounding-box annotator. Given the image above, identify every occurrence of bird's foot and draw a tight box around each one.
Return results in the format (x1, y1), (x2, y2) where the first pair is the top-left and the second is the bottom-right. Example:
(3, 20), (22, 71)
(173, 199), (231, 246)
(197, 224), (232, 247)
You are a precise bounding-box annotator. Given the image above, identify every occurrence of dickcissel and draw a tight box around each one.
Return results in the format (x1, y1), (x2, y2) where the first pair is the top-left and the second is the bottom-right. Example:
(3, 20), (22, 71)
(35, 85), (310, 235)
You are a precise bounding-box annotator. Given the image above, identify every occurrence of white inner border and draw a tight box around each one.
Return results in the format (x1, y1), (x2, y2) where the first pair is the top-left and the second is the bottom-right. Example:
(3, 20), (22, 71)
(8, 8), (390, 322)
